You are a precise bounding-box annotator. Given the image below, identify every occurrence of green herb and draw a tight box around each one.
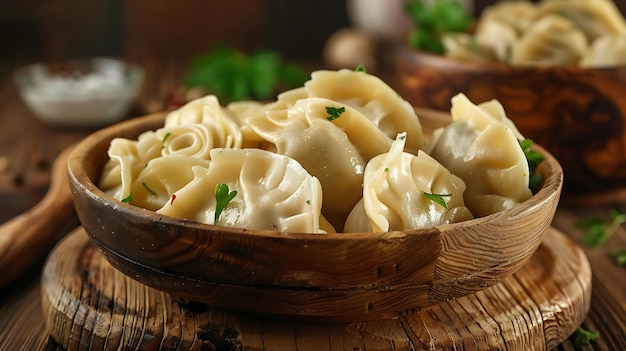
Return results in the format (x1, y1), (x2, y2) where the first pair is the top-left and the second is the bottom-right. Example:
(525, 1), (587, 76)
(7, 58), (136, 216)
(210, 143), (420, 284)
(326, 106), (345, 121)
(142, 182), (157, 196)
(572, 327), (599, 347)
(162, 132), (171, 148)
(610, 248), (626, 266)
(355, 65), (367, 73)
(405, 0), (472, 54)
(575, 208), (626, 247)
(423, 192), (452, 209)
(519, 139), (545, 194)
(384, 167), (389, 172)
(214, 183), (237, 225)
(306, 200), (311, 205)
(121, 192), (133, 203)
(185, 47), (309, 103)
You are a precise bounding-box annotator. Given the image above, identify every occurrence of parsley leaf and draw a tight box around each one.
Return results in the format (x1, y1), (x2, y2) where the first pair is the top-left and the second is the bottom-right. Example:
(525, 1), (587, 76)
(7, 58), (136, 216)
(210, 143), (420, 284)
(423, 192), (452, 209)
(121, 192), (133, 203)
(572, 327), (599, 347)
(519, 139), (545, 194)
(355, 65), (367, 73)
(405, 0), (472, 54)
(326, 106), (345, 121)
(185, 47), (308, 103)
(610, 248), (626, 266)
(214, 183), (237, 225)
(575, 208), (626, 247)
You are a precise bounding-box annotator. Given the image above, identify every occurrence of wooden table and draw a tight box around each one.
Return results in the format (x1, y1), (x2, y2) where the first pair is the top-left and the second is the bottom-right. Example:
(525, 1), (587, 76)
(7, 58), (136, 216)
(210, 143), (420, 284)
(0, 61), (625, 351)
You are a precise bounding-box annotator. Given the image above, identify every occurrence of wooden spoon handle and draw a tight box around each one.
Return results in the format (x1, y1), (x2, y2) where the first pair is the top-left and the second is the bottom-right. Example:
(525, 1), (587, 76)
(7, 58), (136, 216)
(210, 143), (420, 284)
(0, 144), (76, 288)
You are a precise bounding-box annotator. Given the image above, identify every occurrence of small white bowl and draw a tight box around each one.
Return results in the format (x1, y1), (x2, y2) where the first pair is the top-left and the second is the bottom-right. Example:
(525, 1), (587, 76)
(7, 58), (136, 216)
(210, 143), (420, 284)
(14, 57), (144, 129)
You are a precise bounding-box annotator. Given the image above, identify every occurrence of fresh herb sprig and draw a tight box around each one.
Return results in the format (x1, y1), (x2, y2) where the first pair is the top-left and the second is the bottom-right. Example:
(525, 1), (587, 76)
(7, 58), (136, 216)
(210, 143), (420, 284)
(575, 208), (626, 248)
(423, 192), (453, 209)
(572, 327), (599, 347)
(519, 139), (545, 194)
(326, 106), (345, 121)
(185, 47), (308, 103)
(214, 183), (237, 225)
(405, 0), (472, 54)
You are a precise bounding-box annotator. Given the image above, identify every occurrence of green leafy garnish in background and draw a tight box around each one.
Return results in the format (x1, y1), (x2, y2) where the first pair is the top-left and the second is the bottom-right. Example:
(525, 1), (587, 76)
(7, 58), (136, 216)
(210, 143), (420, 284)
(405, 0), (473, 54)
(519, 139), (545, 194)
(423, 192), (452, 209)
(610, 248), (626, 266)
(214, 183), (237, 225)
(575, 208), (626, 248)
(572, 327), (599, 347)
(185, 47), (309, 103)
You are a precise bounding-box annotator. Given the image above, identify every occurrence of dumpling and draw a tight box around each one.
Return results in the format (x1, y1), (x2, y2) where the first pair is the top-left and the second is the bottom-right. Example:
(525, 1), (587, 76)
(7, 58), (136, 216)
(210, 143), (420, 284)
(428, 93), (532, 217)
(344, 133), (473, 233)
(581, 34), (626, 68)
(156, 148), (332, 233)
(442, 32), (498, 64)
(478, 0), (538, 34)
(474, 18), (518, 63)
(246, 99), (368, 229)
(299, 69), (426, 154)
(164, 95), (243, 149)
(510, 15), (588, 67)
(532, 0), (626, 42)
(127, 156), (210, 211)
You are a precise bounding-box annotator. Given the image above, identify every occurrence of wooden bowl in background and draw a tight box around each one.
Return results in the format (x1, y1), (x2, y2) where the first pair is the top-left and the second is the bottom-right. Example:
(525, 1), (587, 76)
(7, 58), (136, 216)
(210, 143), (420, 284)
(395, 45), (626, 198)
(67, 111), (563, 322)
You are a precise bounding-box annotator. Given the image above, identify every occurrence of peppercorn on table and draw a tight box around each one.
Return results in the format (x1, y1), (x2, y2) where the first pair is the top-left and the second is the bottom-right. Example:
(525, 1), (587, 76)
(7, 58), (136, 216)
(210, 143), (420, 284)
(0, 60), (625, 351)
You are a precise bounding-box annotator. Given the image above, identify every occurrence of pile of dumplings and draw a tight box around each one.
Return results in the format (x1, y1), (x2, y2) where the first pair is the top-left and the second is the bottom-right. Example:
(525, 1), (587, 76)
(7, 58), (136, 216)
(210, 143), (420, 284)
(443, 0), (626, 68)
(99, 68), (533, 234)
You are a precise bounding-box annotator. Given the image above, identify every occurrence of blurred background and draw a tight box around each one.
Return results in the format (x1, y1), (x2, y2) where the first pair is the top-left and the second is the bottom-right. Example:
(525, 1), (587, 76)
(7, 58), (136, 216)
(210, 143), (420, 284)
(10, 0), (623, 77)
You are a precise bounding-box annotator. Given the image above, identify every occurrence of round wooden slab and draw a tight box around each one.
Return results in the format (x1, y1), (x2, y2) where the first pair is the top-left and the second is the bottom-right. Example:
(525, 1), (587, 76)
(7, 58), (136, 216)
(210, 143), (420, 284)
(42, 227), (591, 351)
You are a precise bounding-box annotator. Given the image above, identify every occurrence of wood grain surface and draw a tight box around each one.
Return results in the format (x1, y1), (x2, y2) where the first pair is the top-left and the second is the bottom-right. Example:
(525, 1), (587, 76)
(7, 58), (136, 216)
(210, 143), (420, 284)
(41, 226), (591, 351)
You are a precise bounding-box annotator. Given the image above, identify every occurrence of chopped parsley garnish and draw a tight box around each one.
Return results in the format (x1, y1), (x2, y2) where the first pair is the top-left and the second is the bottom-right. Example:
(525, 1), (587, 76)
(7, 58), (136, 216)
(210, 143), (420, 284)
(214, 183), (237, 225)
(142, 182), (157, 196)
(423, 192), (452, 209)
(306, 200), (311, 205)
(572, 327), (599, 347)
(326, 106), (345, 121)
(519, 139), (545, 194)
(575, 208), (626, 247)
(355, 65), (367, 73)
(121, 192), (133, 203)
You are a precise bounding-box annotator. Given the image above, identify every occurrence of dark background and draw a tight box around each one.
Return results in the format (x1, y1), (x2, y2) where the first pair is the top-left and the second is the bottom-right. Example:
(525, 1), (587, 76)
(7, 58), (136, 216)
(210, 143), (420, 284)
(2, 0), (626, 76)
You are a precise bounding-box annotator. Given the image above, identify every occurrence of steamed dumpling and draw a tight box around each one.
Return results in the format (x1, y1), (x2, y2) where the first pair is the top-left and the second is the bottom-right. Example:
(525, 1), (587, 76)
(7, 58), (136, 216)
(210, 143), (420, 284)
(246, 98), (369, 229)
(510, 15), (588, 66)
(581, 34), (626, 68)
(281, 69), (426, 154)
(344, 133), (473, 233)
(164, 95), (243, 149)
(428, 93), (532, 217)
(442, 32), (498, 64)
(157, 148), (333, 233)
(532, 0), (626, 42)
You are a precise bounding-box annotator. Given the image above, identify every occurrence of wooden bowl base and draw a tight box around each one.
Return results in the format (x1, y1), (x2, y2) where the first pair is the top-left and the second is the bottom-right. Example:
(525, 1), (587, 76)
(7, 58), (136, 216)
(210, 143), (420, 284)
(41, 227), (591, 351)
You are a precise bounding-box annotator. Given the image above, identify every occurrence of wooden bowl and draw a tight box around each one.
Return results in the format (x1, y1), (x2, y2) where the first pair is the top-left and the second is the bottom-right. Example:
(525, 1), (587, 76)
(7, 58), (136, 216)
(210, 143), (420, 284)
(67, 110), (563, 322)
(395, 45), (626, 198)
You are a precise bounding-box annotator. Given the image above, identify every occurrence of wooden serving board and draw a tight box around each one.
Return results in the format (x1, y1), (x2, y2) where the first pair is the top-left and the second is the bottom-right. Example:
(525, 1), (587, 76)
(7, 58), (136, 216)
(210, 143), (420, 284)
(41, 227), (591, 351)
